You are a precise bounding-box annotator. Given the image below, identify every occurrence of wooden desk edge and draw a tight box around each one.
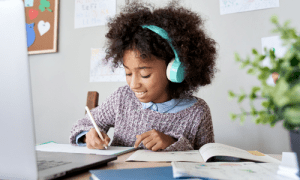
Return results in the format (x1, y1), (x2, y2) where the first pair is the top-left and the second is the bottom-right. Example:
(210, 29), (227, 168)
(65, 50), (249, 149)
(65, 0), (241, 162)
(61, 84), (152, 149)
(63, 151), (282, 180)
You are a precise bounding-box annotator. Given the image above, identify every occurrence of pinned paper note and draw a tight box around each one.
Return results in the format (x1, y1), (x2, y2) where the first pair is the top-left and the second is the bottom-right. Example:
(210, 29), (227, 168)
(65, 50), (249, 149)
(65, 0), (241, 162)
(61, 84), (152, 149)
(38, 20), (50, 36)
(220, 0), (279, 15)
(74, 0), (116, 28)
(90, 48), (126, 82)
(25, 0), (34, 7)
(28, 9), (38, 20)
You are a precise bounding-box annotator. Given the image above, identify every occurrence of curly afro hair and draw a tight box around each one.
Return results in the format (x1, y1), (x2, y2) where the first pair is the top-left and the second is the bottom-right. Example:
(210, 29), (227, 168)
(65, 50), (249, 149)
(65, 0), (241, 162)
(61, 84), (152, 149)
(104, 0), (218, 99)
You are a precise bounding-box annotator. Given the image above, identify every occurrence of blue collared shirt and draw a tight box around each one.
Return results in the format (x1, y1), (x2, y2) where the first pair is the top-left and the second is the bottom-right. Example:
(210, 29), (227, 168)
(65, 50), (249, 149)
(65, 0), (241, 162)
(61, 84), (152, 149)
(141, 98), (197, 113)
(76, 97), (197, 146)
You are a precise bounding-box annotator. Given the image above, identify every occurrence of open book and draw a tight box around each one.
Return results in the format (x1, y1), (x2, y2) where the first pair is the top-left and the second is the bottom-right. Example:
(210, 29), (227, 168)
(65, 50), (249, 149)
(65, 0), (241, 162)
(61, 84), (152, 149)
(126, 143), (280, 163)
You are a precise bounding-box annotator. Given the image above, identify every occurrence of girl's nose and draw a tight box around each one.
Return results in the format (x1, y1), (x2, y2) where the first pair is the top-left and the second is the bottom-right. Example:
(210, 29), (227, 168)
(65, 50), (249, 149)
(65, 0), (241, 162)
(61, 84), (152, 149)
(130, 74), (141, 89)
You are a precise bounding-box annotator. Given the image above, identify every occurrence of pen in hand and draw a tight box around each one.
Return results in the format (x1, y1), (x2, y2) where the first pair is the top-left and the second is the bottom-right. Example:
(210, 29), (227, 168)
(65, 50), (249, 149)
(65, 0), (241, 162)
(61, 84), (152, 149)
(85, 106), (108, 150)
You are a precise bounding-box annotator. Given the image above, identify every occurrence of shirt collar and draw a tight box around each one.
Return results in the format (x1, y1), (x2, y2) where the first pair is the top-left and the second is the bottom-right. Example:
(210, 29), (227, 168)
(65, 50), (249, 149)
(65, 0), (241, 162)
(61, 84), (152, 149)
(141, 99), (182, 113)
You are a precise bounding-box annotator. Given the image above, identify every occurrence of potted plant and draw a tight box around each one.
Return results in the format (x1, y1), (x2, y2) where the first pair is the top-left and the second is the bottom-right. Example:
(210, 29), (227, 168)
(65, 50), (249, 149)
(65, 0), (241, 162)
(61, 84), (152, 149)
(228, 15), (300, 175)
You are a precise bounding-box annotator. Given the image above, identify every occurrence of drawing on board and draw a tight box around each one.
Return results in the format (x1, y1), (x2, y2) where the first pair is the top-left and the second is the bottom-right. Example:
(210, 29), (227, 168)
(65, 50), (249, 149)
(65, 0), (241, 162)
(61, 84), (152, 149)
(75, 0), (116, 29)
(90, 48), (126, 82)
(220, 0), (279, 15)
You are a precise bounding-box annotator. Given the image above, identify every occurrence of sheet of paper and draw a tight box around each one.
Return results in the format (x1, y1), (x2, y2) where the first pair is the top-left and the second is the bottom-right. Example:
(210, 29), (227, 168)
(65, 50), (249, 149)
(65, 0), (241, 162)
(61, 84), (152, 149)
(89, 48), (126, 82)
(279, 152), (298, 170)
(261, 36), (288, 86)
(199, 143), (280, 163)
(172, 161), (291, 180)
(74, 0), (116, 28)
(277, 152), (299, 179)
(36, 143), (135, 156)
(220, 0), (279, 15)
(126, 150), (204, 162)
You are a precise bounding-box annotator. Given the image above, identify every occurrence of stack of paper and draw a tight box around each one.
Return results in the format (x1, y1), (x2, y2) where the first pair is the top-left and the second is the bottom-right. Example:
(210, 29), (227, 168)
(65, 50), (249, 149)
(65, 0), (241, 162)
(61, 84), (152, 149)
(277, 152), (300, 180)
(171, 161), (292, 180)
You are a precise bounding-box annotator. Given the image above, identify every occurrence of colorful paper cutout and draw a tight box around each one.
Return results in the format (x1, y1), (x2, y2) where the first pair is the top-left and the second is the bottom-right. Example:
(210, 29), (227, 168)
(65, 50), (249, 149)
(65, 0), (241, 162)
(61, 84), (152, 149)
(28, 9), (38, 20)
(24, 0), (34, 7)
(39, 0), (52, 12)
(26, 23), (36, 47)
(38, 20), (50, 36)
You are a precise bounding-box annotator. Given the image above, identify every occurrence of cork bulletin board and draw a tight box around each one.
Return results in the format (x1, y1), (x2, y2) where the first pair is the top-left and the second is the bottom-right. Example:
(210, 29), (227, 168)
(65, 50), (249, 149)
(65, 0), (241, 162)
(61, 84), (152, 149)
(23, 0), (59, 54)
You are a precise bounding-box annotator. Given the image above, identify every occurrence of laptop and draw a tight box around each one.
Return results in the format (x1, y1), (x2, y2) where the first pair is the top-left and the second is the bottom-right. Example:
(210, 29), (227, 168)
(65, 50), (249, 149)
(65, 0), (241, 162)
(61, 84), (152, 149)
(0, 1), (117, 179)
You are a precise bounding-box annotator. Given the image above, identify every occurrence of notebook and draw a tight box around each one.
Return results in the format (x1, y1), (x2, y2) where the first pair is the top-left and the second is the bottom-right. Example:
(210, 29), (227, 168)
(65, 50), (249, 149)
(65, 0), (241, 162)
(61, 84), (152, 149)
(126, 143), (281, 163)
(36, 142), (137, 156)
(89, 166), (174, 180)
(0, 1), (116, 179)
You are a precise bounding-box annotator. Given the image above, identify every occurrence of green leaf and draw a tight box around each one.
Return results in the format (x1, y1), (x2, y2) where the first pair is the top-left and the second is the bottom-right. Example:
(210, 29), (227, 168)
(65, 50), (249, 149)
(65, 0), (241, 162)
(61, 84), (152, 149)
(260, 55), (266, 61)
(249, 93), (257, 100)
(286, 84), (300, 104)
(247, 68), (255, 75)
(270, 15), (279, 24)
(228, 90), (236, 99)
(240, 114), (246, 124)
(240, 60), (250, 69)
(235, 53), (241, 62)
(254, 116), (262, 124)
(238, 94), (247, 103)
(283, 20), (291, 28)
(283, 106), (300, 125)
(272, 79), (290, 107)
(249, 86), (260, 100)
(269, 49), (276, 60)
(268, 115), (276, 127)
(250, 106), (257, 116)
(252, 49), (258, 55)
(262, 101), (270, 108)
(251, 86), (261, 94)
(230, 113), (237, 120)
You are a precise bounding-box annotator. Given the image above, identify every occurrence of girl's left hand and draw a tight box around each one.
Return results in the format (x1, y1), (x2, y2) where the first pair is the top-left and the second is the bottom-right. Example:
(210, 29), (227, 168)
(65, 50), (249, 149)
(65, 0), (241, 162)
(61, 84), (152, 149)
(134, 129), (176, 151)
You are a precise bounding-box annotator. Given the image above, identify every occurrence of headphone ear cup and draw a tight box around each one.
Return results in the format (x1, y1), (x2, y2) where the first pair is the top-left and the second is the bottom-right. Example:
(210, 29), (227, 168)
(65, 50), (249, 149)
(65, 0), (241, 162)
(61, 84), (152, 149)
(166, 59), (175, 81)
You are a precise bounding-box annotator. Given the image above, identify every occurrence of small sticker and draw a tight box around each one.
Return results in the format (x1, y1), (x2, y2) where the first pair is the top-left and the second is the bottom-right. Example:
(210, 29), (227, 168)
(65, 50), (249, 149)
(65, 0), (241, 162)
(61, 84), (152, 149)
(38, 20), (50, 36)
(28, 9), (39, 20)
(25, 0), (34, 7)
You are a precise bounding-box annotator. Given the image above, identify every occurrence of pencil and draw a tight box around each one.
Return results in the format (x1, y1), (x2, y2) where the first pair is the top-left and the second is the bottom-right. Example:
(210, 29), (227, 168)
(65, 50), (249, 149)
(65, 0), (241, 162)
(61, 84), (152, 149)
(85, 106), (108, 150)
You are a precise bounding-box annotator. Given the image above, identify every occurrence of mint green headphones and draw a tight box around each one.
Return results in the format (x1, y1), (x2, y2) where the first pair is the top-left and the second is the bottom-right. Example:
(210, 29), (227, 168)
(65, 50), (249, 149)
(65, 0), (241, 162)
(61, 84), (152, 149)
(141, 25), (185, 83)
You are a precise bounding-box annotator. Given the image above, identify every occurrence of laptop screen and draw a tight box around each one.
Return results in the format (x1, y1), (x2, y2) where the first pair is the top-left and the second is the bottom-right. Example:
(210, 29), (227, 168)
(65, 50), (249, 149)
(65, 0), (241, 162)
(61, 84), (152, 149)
(0, 0), (38, 179)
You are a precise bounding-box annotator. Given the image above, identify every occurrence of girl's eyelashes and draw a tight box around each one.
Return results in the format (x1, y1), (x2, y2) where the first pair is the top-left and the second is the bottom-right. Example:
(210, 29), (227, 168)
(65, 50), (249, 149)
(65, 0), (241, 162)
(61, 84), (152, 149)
(125, 73), (151, 78)
(141, 74), (151, 78)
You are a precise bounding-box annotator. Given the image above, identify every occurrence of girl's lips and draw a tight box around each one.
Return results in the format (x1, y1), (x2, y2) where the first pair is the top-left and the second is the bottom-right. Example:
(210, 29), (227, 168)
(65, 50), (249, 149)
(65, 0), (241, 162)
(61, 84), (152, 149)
(135, 91), (147, 98)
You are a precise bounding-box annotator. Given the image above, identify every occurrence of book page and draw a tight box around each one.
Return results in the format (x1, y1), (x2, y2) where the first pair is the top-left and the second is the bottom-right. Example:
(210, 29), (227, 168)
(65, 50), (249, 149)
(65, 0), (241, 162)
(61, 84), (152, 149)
(199, 143), (280, 163)
(126, 150), (204, 162)
(36, 142), (136, 156)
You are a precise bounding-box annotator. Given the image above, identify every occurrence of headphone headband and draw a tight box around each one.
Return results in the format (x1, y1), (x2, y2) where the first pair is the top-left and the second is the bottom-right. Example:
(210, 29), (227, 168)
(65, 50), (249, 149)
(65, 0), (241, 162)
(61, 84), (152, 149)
(141, 25), (179, 63)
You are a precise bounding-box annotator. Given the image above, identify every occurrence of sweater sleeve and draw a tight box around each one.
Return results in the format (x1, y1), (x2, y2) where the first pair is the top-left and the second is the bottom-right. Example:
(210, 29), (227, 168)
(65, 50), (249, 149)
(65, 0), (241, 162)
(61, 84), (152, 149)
(163, 102), (214, 151)
(69, 87), (121, 145)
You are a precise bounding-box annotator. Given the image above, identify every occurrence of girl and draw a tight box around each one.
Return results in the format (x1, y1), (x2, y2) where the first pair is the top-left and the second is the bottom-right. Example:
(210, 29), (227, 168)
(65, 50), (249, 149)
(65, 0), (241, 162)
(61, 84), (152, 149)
(70, 1), (218, 151)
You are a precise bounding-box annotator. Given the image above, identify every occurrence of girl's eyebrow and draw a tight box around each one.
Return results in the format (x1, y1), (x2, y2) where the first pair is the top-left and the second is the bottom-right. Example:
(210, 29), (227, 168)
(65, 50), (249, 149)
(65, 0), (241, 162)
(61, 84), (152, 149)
(123, 64), (152, 70)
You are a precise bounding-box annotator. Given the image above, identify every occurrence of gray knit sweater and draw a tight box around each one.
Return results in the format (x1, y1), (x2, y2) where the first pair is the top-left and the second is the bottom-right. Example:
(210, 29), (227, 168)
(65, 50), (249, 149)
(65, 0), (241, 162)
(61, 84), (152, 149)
(69, 85), (214, 151)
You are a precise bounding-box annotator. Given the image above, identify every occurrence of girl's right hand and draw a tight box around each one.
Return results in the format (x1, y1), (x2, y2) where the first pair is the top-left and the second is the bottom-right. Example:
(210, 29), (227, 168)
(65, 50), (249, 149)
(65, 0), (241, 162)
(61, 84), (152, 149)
(84, 128), (110, 149)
